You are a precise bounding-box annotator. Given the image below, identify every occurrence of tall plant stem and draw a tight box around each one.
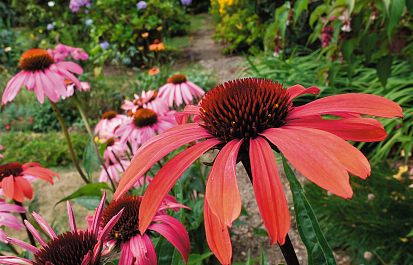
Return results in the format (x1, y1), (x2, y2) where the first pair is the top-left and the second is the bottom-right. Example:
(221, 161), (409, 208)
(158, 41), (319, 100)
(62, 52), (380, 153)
(49, 100), (90, 184)
(72, 95), (116, 192)
(14, 201), (36, 247)
(241, 156), (300, 265)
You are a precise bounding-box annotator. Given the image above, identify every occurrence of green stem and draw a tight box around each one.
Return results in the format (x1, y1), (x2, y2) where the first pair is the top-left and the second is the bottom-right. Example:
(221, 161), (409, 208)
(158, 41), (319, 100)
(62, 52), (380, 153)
(5, 242), (19, 256)
(139, 175), (147, 196)
(195, 159), (206, 191)
(241, 156), (299, 265)
(72, 93), (93, 136)
(49, 100), (90, 184)
(14, 201), (36, 247)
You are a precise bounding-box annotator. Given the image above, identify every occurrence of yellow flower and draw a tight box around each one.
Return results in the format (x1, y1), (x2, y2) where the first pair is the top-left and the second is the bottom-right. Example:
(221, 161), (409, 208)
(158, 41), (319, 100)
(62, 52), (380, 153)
(30, 34), (34, 38)
(38, 29), (43, 33)
(157, 26), (162, 31)
(5, 47), (11, 52)
(141, 32), (149, 38)
(393, 165), (409, 180)
(138, 46), (144, 51)
(235, 24), (243, 30)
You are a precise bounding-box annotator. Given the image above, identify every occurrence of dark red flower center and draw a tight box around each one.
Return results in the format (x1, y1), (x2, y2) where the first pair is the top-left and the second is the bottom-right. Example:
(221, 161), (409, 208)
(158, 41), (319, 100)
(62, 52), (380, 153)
(153, 39), (160, 44)
(133, 108), (158, 127)
(101, 195), (142, 244)
(34, 230), (99, 265)
(106, 138), (115, 147)
(0, 162), (23, 181)
(168, 74), (187, 84)
(200, 78), (290, 143)
(20, 49), (54, 71)
(102, 110), (117, 120)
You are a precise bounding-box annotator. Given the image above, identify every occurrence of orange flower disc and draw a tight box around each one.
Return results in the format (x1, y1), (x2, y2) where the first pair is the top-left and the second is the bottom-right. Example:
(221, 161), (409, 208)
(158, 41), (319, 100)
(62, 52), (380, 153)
(20, 49), (54, 71)
(168, 74), (187, 85)
(0, 162), (23, 179)
(133, 108), (158, 127)
(102, 110), (118, 120)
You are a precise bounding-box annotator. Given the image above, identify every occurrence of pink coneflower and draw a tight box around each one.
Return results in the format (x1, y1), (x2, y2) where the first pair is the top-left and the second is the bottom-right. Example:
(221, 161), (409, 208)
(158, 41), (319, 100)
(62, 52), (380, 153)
(149, 39), (165, 51)
(0, 162), (59, 202)
(122, 90), (169, 115)
(0, 198), (26, 243)
(115, 109), (177, 154)
(0, 145), (3, 158)
(148, 67), (160, 75)
(95, 110), (127, 138)
(103, 138), (128, 165)
(0, 192), (123, 265)
(89, 195), (189, 264)
(114, 78), (403, 264)
(99, 160), (131, 184)
(159, 74), (205, 107)
(2, 49), (83, 104)
(62, 79), (90, 99)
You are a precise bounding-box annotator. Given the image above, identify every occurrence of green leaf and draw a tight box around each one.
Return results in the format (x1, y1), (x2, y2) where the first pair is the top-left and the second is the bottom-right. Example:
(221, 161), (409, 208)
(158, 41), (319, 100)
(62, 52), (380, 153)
(341, 40), (354, 62)
(155, 235), (175, 264)
(361, 33), (378, 64)
(246, 249), (251, 265)
(72, 196), (102, 210)
(281, 154), (337, 265)
(407, 227), (413, 237)
(54, 183), (110, 207)
(309, 5), (327, 28)
(177, 252), (214, 265)
(293, 0), (310, 23)
(386, 0), (404, 39)
(29, 194), (40, 213)
(328, 63), (340, 89)
(406, 0), (413, 14)
(275, 6), (290, 40)
(83, 136), (99, 180)
(260, 247), (268, 265)
(377, 55), (393, 88)
(346, 0), (355, 14)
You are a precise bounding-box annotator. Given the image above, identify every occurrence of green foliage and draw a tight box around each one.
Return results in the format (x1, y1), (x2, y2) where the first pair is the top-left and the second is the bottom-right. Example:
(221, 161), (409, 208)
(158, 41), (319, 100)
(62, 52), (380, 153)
(242, 51), (413, 163)
(0, 131), (88, 167)
(304, 162), (413, 265)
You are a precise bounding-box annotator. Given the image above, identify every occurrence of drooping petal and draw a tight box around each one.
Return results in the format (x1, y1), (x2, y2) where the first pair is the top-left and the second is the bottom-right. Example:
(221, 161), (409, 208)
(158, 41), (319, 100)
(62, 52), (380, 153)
(249, 137), (290, 245)
(119, 241), (135, 265)
(206, 139), (243, 227)
(55, 61), (84, 74)
(2, 72), (28, 104)
(288, 93), (403, 119)
(0, 203), (26, 213)
(286, 85), (320, 100)
(33, 71), (45, 103)
(204, 197), (232, 265)
(281, 126), (371, 179)
(262, 127), (353, 198)
(130, 234), (157, 265)
(14, 177), (33, 200)
(1, 176), (15, 201)
(139, 138), (219, 233)
(175, 105), (202, 124)
(56, 66), (81, 88)
(22, 167), (56, 184)
(1, 213), (25, 230)
(38, 71), (58, 102)
(67, 201), (77, 233)
(285, 118), (387, 142)
(0, 257), (34, 265)
(114, 123), (211, 199)
(44, 69), (67, 97)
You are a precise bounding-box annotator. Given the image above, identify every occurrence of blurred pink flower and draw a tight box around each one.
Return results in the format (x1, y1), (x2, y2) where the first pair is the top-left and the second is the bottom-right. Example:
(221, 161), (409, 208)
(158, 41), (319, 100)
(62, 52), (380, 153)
(0, 145), (3, 159)
(122, 90), (168, 115)
(0, 192), (123, 265)
(69, 0), (91, 12)
(159, 74), (205, 107)
(2, 49), (83, 104)
(99, 160), (131, 184)
(115, 109), (177, 154)
(62, 80), (90, 99)
(95, 110), (127, 138)
(48, 44), (89, 62)
(0, 198), (26, 243)
(87, 195), (189, 265)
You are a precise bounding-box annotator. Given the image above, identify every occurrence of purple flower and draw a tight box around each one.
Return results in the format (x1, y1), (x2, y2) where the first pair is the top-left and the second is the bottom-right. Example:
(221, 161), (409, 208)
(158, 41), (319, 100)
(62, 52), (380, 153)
(85, 19), (93, 26)
(47, 23), (54, 30)
(69, 0), (90, 12)
(137, 1), (147, 10)
(100, 41), (110, 50)
(181, 0), (192, 5)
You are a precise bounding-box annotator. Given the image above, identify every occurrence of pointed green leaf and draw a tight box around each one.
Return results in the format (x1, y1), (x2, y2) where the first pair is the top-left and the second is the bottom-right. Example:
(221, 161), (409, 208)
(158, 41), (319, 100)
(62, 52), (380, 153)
(406, 0), (413, 14)
(377, 55), (393, 88)
(341, 40), (354, 62)
(281, 154), (337, 265)
(275, 7), (290, 40)
(54, 183), (110, 207)
(260, 247), (268, 265)
(83, 136), (99, 180)
(386, 0), (404, 39)
(72, 196), (102, 210)
(293, 0), (310, 23)
(178, 253), (214, 265)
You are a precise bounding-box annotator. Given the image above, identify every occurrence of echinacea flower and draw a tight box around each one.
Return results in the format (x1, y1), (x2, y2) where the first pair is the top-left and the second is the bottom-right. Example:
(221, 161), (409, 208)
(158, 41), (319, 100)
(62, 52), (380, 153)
(121, 90), (169, 115)
(95, 111), (127, 138)
(87, 195), (189, 264)
(0, 145), (3, 158)
(2, 49), (84, 104)
(149, 39), (164, 51)
(148, 67), (160, 75)
(115, 109), (177, 153)
(159, 74), (205, 107)
(0, 198), (26, 243)
(0, 162), (59, 202)
(62, 79), (90, 99)
(0, 192), (123, 265)
(114, 78), (403, 264)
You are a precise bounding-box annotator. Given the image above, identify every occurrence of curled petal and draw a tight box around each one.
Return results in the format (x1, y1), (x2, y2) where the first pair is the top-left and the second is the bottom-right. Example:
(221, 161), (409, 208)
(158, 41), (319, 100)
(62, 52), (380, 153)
(130, 234), (157, 265)
(286, 85), (320, 100)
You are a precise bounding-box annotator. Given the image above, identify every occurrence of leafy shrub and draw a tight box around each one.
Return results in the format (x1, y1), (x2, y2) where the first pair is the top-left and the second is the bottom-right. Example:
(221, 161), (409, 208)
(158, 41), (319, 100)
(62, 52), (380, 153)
(304, 162), (413, 265)
(0, 131), (88, 167)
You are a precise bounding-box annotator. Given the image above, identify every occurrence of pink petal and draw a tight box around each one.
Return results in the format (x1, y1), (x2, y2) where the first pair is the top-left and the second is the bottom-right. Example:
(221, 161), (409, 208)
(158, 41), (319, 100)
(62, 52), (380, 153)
(130, 234), (157, 265)
(36, 71), (58, 102)
(249, 137), (290, 245)
(92, 192), (106, 237)
(288, 93), (403, 119)
(262, 127), (353, 198)
(0, 257), (34, 264)
(139, 138), (219, 233)
(175, 84), (183, 106)
(114, 123), (211, 199)
(204, 197), (232, 265)
(2, 72), (28, 104)
(98, 208), (124, 241)
(186, 81), (205, 97)
(56, 66), (81, 88)
(55, 61), (84, 74)
(119, 241), (135, 265)
(32, 212), (57, 239)
(67, 201), (77, 233)
(285, 118), (387, 142)
(25, 72), (35, 91)
(286, 85), (320, 100)
(1, 176), (15, 201)
(175, 105), (202, 124)
(24, 220), (47, 247)
(206, 139), (243, 227)
(44, 69), (67, 97)
(0, 203), (26, 213)
(0, 213), (25, 230)
(33, 71), (45, 103)
(6, 237), (39, 255)
(152, 215), (190, 256)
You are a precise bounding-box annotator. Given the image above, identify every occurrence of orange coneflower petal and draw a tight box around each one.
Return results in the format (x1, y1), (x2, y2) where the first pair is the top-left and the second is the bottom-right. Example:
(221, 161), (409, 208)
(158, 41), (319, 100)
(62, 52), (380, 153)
(262, 127), (353, 198)
(114, 123), (211, 199)
(285, 117), (387, 142)
(288, 93), (403, 119)
(15, 177), (33, 200)
(1, 176), (15, 201)
(250, 137), (290, 245)
(286, 84), (320, 100)
(139, 138), (220, 233)
(204, 197), (232, 265)
(21, 168), (55, 184)
(206, 139), (243, 227)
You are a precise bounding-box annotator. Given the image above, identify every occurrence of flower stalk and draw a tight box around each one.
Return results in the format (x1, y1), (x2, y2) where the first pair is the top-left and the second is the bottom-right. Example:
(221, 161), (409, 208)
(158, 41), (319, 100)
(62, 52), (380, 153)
(14, 201), (36, 247)
(49, 100), (89, 184)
